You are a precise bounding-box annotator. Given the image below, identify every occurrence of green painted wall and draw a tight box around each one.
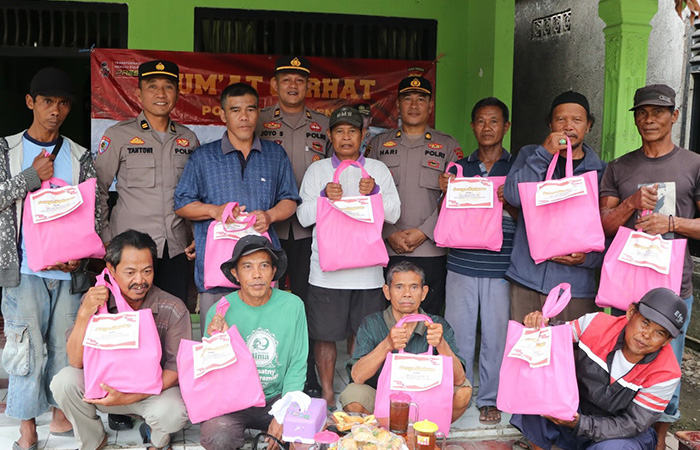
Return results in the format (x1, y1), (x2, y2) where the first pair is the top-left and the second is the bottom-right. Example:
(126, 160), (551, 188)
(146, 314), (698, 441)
(68, 0), (515, 149)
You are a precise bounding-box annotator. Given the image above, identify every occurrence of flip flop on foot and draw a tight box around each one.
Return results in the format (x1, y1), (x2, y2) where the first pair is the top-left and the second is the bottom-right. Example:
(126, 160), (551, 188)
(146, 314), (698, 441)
(478, 405), (502, 425)
(49, 428), (74, 437)
(12, 442), (38, 450)
(512, 438), (534, 450)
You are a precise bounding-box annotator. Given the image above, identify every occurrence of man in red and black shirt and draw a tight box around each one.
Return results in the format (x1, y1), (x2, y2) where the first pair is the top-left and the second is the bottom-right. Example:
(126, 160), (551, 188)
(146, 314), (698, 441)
(511, 288), (686, 450)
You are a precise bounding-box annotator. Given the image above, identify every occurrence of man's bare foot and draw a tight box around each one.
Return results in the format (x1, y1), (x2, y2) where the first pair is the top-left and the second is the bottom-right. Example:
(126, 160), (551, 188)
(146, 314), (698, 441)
(17, 419), (38, 450)
(49, 407), (73, 434)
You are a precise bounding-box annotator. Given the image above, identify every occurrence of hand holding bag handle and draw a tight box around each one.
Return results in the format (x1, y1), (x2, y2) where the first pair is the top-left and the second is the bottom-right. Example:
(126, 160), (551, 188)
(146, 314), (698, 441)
(540, 282), (572, 325)
(544, 136), (573, 181)
(394, 313), (435, 355)
(445, 161), (464, 178)
(94, 268), (133, 314)
(209, 297), (231, 336)
(332, 159), (371, 186)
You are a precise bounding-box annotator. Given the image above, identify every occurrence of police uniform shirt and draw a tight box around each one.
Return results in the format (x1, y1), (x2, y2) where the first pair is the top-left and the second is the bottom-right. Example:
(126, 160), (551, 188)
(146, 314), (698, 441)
(256, 103), (330, 240)
(96, 111), (199, 258)
(368, 127), (462, 257)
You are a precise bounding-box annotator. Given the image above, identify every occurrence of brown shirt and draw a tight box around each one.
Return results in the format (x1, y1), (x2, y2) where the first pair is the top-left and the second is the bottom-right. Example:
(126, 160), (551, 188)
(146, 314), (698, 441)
(75, 285), (192, 372)
(257, 104), (330, 240)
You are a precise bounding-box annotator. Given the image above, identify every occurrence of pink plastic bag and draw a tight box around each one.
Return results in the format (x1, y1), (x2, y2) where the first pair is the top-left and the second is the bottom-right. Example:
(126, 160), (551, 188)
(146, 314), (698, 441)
(203, 202), (270, 289)
(316, 159), (388, 272)
(177, 297), (266, 423)
(375, 314), (454, 434)
(596, 227), (686, 310)
(434, 162), (506, 251)
(24, 177), (104, 271)
(497, 283), (579, 420)
(517, 138), (605, 264)
(83, 269), (163, 399)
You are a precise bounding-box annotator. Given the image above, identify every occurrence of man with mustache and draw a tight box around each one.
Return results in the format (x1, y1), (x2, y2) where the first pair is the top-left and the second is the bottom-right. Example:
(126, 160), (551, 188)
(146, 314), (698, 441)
(599, 84), (700, 450)
(0, 67), (101, 450)
(51, 230), (191, 450)
(503, 91), (606, 322)
(256, 55), (328, 397)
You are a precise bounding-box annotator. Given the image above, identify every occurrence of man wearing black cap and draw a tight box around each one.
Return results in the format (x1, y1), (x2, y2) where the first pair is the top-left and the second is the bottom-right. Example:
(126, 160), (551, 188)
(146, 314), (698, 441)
(297, 106), (400, 405)
(512, 288), (686, 450)
(256, 55), (329, 396)
(503, 90), (606, 323)
(96, 60), (198, 305)
(0, 67), (101, 450)
(200, 235), (308, 450)
(368, 75), (462, 315)
(599, 83), (700, 449)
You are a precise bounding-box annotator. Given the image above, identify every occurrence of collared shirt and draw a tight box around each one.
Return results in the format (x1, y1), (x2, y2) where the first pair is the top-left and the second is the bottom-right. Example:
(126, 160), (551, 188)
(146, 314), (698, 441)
(73, 285), (191, 373)
(345, 307), (465, 389)
(445, 149), (516, 278)
(257, 103), (330, 240)
(174, 132), (300, 293)
(96, 111), (199, 258)
(368, 127), (462, 257)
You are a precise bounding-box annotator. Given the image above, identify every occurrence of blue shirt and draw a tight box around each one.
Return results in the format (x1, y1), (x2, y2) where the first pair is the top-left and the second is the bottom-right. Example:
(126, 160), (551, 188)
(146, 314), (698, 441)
(20, 132), (73, 280)
(174, 132), (300, 293)
(446, 149), (515, 278)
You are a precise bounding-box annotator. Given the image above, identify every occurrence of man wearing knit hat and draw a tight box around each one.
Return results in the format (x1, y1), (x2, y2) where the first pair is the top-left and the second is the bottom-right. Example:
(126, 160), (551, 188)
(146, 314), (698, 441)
(599, 83), (700, 450)
(0, 67), (101, 450)
(503, 90), (607, 323)
(513, 288), (687, 450)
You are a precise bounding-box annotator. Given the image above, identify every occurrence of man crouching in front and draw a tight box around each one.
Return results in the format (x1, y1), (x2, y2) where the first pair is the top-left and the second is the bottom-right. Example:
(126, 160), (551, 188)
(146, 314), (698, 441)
(511, 288), (686, 450)
(51, 230), (191, 450)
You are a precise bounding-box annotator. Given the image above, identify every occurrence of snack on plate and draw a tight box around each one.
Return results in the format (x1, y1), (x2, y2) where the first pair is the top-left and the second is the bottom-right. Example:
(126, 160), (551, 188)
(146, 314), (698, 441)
(338, 423), (407, 450)
(332, 412), (377, 432)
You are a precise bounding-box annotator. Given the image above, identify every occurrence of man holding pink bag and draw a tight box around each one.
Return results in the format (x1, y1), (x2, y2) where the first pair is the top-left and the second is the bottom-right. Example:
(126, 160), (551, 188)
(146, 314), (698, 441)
(511, 288), (686, 450)
(0, 67), (102, 450)
(297, 106), (401, 406)
(599, 84), (700, 450)
(51, 230), (191, 450)
(503, 91), (606, 323)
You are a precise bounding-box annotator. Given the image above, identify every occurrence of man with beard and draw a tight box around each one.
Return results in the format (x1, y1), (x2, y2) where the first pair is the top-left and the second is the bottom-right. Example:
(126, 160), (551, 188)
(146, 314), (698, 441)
(503, 91), (606, 322)
(51, 230), (191, 450)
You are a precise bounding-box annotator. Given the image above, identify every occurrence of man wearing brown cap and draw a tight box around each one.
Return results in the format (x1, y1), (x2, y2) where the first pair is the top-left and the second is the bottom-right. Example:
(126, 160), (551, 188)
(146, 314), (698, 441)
(256, 55), (329, 396)
(599, 84), (700, 449)
(367, 75), (462, 315)
(96, 60), (199, 305)
(503, 90), (606, 323)
(0, 67), (100, 450)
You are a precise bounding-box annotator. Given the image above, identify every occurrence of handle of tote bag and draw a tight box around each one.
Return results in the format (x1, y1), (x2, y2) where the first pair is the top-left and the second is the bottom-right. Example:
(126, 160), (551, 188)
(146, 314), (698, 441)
(394, 313), (435, 355)
(541, 283), (572, 322)
(332, 159), (371, 184)
(209, 297), (231, 336)
(94, 268), (133, 314)
(544, 136), (574, 181)
(445, 161), (464, 179)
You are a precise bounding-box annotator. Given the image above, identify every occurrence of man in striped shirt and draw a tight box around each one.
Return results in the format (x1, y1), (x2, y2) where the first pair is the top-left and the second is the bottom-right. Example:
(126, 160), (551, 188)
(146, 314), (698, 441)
(511, 288), (686, 450)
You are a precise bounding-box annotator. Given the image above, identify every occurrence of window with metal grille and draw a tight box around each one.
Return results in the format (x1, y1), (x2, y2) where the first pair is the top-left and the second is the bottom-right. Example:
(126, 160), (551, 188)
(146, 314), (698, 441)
(0, 1), (127, 56)
(194, 8), (437, 61)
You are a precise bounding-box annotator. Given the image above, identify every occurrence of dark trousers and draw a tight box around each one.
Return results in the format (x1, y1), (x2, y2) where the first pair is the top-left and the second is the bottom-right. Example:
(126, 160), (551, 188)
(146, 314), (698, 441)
(387, 255), (447, 316)
(279, 236), (320, 389)
(154, 241), (190, 303)
(200, 395), (280, 450)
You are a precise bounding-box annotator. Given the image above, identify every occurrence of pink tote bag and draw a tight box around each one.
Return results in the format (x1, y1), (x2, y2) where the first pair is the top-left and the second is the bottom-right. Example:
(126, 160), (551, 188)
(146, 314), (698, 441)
(24, 177), (104, 271)
(434, 162), (506, 251)
(497, 283), (579, 421)
(517, 138), (605, 264)
(203, 202), (270, 289)
(596, 227), (686, 310)
(177, 297), (266, 423)
(375, 314), (454, 434)
(316, 159), (388, 272)
(83, 269), (163, 399)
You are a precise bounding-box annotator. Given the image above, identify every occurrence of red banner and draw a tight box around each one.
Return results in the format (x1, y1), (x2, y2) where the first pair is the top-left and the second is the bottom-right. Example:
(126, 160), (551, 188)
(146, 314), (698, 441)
(91, 49), (436, 129)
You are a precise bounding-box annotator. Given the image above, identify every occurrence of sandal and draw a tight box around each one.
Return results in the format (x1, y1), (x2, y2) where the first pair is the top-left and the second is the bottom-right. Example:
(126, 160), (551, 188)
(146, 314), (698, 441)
(478, 405), (502, 425)
(512, 438), (534, 450)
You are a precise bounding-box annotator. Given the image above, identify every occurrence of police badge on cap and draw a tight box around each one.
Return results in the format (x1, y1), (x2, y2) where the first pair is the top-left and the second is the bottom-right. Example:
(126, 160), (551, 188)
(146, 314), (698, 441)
(138, 60), (179, 82)
(398, 76), (432, 96)
(275, 56), (311, 75)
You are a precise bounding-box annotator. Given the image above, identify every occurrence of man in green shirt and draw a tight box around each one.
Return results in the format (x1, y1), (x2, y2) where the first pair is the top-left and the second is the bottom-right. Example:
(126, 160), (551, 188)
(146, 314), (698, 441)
(201, 235), (308, 450)
(339, 261), (472, 422)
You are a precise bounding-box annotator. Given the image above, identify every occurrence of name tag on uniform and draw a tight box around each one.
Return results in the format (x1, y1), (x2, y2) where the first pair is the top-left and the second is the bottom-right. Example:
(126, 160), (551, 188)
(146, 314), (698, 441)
(330, 196), (374, 223)
(618, 231), (673, 275)
(83, 312), (140, 350)
(192, 333), (237, 379)
(535, 176), (587, 206)
(445, 178), (494, 209)
(29, 185), (83, 223)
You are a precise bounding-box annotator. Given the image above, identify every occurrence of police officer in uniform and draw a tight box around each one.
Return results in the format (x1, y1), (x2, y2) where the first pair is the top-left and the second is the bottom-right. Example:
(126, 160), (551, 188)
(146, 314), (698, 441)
(256, 56), (328, 396)
(368, 76), (462, 315)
